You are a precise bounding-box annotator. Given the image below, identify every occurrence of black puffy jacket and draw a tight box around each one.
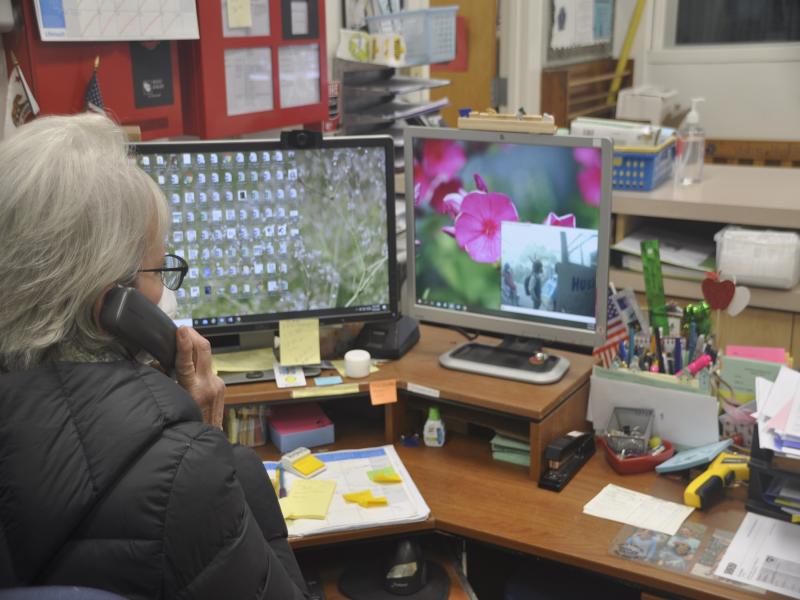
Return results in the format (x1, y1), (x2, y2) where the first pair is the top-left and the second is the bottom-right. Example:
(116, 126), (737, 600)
(0, 360), (308, 599)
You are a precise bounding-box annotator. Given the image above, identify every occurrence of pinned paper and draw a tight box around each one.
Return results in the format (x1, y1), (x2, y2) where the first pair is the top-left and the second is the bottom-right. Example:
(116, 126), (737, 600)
(330, 359), (378, 377)
(279, 479), (336, 520)
(227, 0), (253, 28)
(369, 379), (397, 406)
(212, 347), (274, 374)
(278, 318), (320, 366)
(367, 466), (402, 483)
(343, 489), (389, 507)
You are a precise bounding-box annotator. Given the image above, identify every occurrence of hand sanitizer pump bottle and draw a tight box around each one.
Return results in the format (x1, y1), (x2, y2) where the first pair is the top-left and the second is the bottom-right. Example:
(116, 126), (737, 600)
(675, 98), (706, 186)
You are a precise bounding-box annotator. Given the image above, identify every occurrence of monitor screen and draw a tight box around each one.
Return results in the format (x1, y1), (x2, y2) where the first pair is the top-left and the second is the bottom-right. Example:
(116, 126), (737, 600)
(405, 127), (612, 348)
(133, 136), (397, 338)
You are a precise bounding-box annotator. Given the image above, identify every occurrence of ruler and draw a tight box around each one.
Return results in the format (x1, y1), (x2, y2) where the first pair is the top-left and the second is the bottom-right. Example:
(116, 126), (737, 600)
(640, 240), (669, 331)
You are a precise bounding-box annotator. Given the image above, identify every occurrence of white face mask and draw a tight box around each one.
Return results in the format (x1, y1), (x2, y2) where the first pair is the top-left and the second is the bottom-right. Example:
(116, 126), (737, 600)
(157, 286), (178, 320)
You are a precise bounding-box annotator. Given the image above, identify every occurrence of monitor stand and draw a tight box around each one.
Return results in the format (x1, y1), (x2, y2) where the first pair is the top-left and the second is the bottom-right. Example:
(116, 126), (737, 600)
(439, 336), (570, 384)
(211, 330), (322, 385)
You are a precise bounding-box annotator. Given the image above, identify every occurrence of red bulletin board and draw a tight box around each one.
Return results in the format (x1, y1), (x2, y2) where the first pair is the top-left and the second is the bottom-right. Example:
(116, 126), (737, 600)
(181, 0), (328, 139)
(3, 1), (183, 140)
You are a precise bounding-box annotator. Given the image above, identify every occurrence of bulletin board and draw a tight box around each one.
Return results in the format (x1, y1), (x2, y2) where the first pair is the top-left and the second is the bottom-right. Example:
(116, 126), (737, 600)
(545, 0), (614, 67)
(181, 0), (328, 139)
(3, 0), (184, 139)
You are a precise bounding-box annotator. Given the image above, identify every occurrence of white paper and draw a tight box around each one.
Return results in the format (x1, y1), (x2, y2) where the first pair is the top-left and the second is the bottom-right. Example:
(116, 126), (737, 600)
(588, 374), (719, 449)
(34, 0), (199, 42)
(222, 0), (270, 38)
(583, 484), (694, 536)
(264, 445), (430, 537)
(291, 1), (309, 35)
(550, 0), (597, 49)
(715, 513), (800, 598)
(224, 47), (273, 116)
(278, 44), (320, 108)
(612, 226), (715, 272)
(756, 376), (777, 451)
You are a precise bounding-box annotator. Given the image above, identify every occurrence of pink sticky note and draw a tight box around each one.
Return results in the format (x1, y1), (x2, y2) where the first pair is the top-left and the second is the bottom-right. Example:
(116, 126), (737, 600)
(726, 345), (787, 364)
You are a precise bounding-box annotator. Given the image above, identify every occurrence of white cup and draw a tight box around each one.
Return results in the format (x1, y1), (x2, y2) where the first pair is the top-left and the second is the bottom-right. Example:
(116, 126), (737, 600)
(344, 349), (371, 378)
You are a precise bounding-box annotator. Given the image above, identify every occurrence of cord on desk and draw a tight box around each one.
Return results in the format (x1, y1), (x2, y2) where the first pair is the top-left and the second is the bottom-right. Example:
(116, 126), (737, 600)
(451, 326), (479, 341)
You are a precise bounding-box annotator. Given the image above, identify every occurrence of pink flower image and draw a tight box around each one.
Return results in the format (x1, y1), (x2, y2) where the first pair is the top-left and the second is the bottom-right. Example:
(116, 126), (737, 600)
(414, 140), (467, 211)
(429, 178), (464, 215)
(573, 148), (602, 207)
(454, 190), (519, 263)
(543, 212), (576, 227)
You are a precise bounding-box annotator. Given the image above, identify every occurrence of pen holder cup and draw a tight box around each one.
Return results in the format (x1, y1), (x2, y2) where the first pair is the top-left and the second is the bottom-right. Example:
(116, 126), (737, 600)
(604, 407), (654, 455)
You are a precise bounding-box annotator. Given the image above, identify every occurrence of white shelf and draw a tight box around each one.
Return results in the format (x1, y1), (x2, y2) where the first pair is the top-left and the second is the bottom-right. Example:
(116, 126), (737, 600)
(610, 268), (800, 313)
(613, 165), (800, 229)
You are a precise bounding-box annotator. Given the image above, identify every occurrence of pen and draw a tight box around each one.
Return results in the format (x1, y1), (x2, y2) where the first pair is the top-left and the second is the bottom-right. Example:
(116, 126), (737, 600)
(277, 465), (287, 498)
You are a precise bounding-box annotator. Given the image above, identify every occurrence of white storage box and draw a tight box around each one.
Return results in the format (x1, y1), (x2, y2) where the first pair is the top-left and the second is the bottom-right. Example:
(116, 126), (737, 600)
(616, 86), (679, 126)
(715, 226), (800, 289)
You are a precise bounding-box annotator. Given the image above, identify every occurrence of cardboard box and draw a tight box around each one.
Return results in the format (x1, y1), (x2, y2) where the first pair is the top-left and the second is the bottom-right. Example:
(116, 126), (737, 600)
(268, 403), (335, 453)
(616, 86), (680, 126)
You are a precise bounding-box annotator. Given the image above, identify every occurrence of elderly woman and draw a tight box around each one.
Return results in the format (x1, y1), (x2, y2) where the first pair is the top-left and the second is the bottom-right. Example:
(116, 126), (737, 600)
(0, 114), (308, 599)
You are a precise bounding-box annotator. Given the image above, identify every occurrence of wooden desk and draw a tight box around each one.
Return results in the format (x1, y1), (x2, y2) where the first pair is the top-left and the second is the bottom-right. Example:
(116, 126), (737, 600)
(232, 325), (772, 600)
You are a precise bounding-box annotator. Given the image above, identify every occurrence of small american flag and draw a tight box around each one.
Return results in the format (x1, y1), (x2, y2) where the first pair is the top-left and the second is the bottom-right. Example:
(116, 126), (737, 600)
(85, 70), (104, 114)
(593, 290), (629, 368)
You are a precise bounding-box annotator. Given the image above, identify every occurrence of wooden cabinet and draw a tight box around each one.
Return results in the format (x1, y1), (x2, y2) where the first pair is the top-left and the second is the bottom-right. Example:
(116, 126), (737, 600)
(540, 58), (633, 128)
(611, 164), (800, 356)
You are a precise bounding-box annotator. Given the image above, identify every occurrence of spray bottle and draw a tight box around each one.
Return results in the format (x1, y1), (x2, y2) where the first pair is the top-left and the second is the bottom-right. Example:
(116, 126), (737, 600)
(674, 98), (706, 186)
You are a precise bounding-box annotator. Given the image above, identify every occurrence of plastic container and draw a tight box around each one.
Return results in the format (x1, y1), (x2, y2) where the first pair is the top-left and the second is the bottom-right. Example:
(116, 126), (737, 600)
(365, 6), (458, 66)
(604, 407), (654, 455)
(612, 135), (675, 191)
(674, 97), (706, 186)
(423, 406), (446, 447)
(715, 226), (800, 289)
(599, 437), (675, 474)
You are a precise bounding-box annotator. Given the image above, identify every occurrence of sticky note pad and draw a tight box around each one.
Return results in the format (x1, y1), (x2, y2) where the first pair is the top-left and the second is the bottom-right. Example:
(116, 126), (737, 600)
(227, 0), (252, 28)
(369, 379), (397, 406)
(293, 454), (325, 477)
(343, 489), (388, 508)
(315, 375), (343, 386)
(212, 347), (274, 375)
(367, 466), (402, 484)
(280, 479), (336, 520)
(278, 318), (320, 366)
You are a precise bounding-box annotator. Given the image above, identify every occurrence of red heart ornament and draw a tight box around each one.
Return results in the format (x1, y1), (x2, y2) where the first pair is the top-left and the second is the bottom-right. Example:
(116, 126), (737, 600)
(701, 277), (735, 310)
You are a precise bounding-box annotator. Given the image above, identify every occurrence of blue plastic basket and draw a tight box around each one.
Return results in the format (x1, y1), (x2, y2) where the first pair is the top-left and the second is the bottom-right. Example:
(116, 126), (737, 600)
(365, 6), (458, 67)
(612, 137), (675, 191)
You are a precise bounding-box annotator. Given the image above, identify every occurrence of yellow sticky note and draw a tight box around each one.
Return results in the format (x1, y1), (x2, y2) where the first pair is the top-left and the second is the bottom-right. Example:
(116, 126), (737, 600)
(330, 360), (379, 378)
(280, 479), (336, 520)
(367, 466), (402, 484)
(369, 379), (397, 406)
(212, 347), (274, 375)
(292, 383), (360, 398)
(227, 0), (252, 28)
(343, 489), (388, 508)
(293, 454), (325, 477)
(279, 318), (321, 366)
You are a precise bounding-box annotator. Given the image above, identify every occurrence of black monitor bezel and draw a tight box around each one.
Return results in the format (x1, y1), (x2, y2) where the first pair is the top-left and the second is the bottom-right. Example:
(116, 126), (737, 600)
(131, 135), (399, 338)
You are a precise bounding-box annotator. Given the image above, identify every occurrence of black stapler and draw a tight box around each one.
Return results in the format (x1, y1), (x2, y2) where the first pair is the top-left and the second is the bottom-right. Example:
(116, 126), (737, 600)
(538, 431), (595, 491)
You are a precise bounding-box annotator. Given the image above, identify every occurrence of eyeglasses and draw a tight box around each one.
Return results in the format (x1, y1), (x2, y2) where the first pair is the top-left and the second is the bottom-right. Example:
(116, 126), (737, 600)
(137, 254), (188, 291)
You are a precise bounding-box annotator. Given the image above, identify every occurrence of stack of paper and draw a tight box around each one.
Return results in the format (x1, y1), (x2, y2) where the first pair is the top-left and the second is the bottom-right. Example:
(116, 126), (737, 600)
(490, 434), (530, 467)
(583, 484), (694, 536)
(612, 226), (716, 279)
(763, 478), (800, 520)
(755, 366), (800, 459)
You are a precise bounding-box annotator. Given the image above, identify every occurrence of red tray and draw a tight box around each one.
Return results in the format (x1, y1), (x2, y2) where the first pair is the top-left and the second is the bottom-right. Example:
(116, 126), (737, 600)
(599, 437), (675, 474)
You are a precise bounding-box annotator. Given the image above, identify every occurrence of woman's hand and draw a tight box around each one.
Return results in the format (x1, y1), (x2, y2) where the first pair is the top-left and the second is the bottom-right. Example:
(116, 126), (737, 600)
(175, 326), (225, 429)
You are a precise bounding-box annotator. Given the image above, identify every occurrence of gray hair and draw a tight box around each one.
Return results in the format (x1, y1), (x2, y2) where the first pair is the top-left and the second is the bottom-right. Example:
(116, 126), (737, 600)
(0, 113), (168, 371)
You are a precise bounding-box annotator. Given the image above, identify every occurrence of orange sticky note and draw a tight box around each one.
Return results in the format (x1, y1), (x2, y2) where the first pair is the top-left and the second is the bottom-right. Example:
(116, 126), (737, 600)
(369, 379), (397, 406)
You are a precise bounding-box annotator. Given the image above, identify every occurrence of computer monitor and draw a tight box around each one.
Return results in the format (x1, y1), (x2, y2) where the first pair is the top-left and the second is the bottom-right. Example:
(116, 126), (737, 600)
(404, 127), (612, 384)
(132, 134), (398, 353)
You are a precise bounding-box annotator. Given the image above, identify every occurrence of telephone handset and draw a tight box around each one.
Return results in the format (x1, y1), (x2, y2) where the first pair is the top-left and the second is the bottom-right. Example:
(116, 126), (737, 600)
(99, 286), (177, 372)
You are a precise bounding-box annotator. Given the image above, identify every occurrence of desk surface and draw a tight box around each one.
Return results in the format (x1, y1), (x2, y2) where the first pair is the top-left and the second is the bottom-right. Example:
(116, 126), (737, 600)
(397, 435), (776, 600)
(613, 164), (800, 229)
(238, 325), (772, 600)
(227, 324), (595, 421)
